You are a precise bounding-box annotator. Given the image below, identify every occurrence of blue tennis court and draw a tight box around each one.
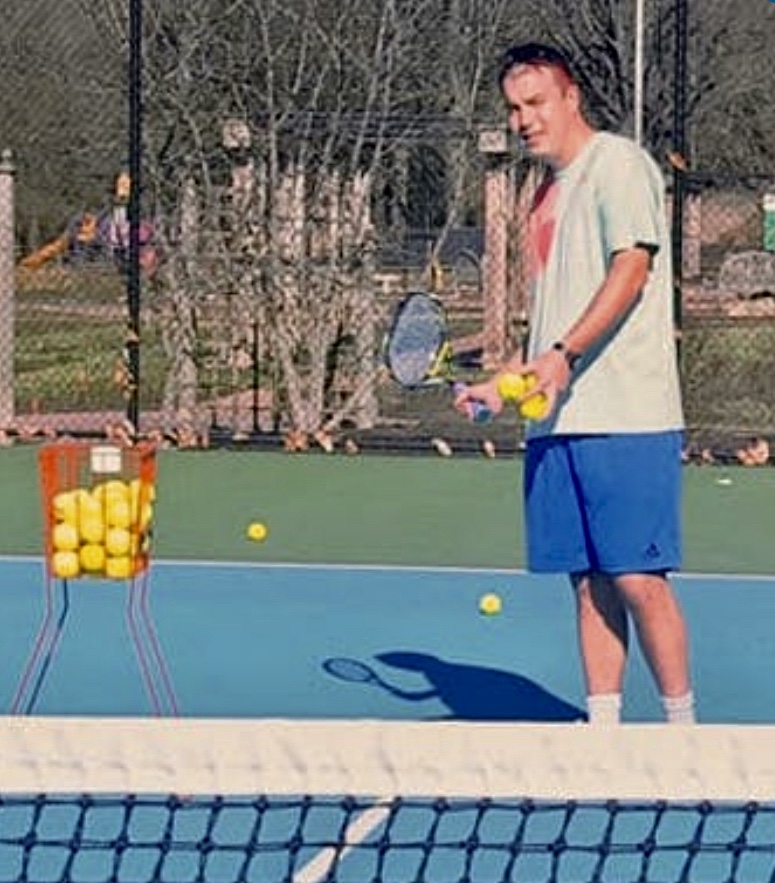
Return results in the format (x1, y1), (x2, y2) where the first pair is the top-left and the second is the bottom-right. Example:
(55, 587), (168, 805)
(1, 556), (772, 724)
(3, 556), (775, 883)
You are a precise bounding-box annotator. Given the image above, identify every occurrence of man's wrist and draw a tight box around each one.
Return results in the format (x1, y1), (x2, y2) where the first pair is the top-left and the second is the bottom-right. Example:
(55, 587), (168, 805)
(552, 340), (582, 371)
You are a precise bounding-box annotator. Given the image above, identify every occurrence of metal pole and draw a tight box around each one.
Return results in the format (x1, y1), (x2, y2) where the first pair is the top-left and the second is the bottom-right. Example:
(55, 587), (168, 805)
(671, 0), (688, 331)
(0, 150), (15, 429)
(126, 0), (143, 434)
(634, 0), (645, 145)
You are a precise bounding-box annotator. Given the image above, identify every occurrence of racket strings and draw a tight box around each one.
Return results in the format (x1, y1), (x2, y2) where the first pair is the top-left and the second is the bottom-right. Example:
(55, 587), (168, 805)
(386, 295), (449, 387)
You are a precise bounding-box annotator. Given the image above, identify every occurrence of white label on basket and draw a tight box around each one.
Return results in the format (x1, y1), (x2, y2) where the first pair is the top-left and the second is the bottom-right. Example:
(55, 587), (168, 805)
(90, 445), (122, 474)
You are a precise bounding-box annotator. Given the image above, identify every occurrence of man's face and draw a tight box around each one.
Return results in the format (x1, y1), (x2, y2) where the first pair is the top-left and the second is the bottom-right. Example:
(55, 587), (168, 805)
(501, 64), (580, 168)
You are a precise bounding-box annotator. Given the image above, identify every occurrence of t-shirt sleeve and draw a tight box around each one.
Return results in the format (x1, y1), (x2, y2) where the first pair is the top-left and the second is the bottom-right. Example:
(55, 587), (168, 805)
(596, 141), (665, 258)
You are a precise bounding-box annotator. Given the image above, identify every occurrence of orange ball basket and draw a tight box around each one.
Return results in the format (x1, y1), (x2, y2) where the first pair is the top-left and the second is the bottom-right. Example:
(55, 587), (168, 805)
(39, 441), (157, 581)
(14, 440), (178, 716)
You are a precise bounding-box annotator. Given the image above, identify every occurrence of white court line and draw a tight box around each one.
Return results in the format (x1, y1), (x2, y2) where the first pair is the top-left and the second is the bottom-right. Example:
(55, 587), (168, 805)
(291, 801), (392, 883)
(1, 553), (774, 582)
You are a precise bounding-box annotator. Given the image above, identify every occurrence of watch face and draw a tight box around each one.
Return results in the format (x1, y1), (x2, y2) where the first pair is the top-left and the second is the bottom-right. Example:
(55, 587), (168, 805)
(553, 341), (579, 369)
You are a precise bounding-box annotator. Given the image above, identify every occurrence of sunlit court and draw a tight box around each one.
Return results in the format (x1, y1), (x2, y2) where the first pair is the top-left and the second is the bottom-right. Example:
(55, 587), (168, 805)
(0, 447), (773, 881)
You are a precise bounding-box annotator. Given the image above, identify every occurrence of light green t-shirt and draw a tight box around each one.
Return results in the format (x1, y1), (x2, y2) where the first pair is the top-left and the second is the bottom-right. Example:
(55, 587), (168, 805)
(525, 131), (683, 437)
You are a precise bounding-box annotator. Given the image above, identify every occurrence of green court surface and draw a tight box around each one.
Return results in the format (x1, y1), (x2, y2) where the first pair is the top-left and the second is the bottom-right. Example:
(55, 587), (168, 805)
(0, 445), (772, 573)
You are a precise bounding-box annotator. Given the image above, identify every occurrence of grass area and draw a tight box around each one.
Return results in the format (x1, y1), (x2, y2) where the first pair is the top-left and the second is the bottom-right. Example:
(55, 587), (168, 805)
(14, 267), (262, 418)
(15, 309), (169, 413)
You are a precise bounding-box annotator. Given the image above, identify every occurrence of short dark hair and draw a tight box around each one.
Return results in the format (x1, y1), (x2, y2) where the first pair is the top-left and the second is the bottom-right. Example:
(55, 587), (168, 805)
(497, 42), (576, 90)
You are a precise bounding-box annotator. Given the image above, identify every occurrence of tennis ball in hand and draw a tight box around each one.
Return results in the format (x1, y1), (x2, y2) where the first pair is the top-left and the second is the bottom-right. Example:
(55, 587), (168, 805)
(496, 372), (530, 402)
(519, 391), (550, 421)
(247, 522), (268, 542)
(479, 592), (503, 616)
(514, 373), (549, 421)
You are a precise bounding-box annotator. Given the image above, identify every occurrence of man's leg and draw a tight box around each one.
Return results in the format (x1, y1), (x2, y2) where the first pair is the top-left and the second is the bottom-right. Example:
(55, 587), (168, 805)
(613, 571), (693, 708)
(572, 572), (628, 723)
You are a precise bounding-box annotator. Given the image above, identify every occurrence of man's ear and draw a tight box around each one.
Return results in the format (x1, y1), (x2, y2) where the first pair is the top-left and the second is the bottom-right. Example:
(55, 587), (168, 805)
(567, 82), (582, 113)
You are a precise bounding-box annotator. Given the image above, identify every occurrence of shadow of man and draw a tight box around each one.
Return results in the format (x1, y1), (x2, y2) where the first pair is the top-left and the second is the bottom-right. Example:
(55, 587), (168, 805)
(323, 651), (584, 722)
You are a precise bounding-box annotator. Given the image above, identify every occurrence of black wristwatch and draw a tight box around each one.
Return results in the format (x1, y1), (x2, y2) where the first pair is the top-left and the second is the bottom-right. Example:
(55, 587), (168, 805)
(552, 340), (581, 371)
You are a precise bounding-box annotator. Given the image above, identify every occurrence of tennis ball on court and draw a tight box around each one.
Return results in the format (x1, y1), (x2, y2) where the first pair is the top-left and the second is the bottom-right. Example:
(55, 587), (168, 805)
(496, 372), (530, 402)
(52, 522), (79, 552)
(247, 522), (268, 542)
(479, 592), (503, 616)
(79, 543), (106, 574)
(52, 550), (80, 580)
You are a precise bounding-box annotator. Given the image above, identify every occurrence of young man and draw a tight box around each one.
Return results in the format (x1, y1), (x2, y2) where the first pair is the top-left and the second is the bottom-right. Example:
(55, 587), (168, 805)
(457, 43), (694, 724)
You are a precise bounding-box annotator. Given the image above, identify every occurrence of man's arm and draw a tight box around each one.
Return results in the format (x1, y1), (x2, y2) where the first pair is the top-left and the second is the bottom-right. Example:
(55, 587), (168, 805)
(454, 246), (652, 418)
(556, 246), (652, 359)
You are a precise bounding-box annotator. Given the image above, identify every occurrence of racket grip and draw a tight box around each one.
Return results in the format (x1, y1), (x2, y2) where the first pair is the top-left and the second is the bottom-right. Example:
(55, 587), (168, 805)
(453, 382), (492, 424)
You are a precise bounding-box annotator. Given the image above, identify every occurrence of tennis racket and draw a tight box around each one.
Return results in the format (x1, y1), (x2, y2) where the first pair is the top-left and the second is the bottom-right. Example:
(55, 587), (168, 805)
(383, 292), (491, 423)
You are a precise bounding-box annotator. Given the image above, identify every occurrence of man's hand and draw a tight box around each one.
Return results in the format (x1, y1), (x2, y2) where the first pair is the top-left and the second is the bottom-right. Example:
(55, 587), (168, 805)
(453, 378), (503, 422)
(518, 346), (574, 418)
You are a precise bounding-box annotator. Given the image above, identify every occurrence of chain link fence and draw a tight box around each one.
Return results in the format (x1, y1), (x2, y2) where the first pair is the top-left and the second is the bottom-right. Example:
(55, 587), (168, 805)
(679, 176), (775, 460)
(2, 0), (774, 459)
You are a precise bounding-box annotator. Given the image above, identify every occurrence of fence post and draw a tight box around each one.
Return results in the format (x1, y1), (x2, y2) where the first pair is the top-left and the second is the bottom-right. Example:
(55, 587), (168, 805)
(0, 149), (15, 429)
(478, 127), (511, 368)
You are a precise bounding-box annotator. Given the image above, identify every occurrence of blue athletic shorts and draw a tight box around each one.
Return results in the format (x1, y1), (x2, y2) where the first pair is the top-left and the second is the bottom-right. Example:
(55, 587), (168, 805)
(524, 431), (683, 574)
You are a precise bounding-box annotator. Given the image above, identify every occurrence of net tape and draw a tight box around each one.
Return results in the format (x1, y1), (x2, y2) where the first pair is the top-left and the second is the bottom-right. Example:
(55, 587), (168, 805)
(2, 717), (775, 883)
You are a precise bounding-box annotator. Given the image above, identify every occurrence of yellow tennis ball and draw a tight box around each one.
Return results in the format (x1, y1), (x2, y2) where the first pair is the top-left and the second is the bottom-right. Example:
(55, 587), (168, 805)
(78, 512), (105, 545)
(496, 372), (529, 402)
(247, 522), (268, 542)
(105, 527), (132, 557)
(52, 490), (82, 525)
(52, 522), (79, 552)
(105, 496), (132, 529)
(135, 501), (154, 531)
(52, 550), (80, 580)
(105, 555), (133, 580)
(520, 392), (550, 421)
(479, 592), (503, 616)
(92, 479), (128, 503)
(79, 543), (106, 574)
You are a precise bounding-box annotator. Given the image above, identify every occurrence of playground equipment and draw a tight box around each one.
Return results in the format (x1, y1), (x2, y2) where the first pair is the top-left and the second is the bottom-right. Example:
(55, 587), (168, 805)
(19, 172), (158, 274)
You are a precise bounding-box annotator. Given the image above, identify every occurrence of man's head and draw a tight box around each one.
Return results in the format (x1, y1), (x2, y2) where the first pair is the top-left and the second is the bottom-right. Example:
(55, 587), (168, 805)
(498, 43), (592, 169)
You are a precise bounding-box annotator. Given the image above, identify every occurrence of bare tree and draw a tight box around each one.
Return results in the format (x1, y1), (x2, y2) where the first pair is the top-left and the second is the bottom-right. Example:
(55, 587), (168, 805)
(527, 0), (775, 174)
(93, 0), (522, 439)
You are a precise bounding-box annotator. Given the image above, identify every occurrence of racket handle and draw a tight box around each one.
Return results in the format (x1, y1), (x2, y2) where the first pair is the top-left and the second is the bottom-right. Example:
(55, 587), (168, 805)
(453, 382), (492, 424)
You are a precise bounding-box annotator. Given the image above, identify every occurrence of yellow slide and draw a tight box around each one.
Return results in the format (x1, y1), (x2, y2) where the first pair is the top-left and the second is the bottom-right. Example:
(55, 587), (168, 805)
(19, 234), (69, 270)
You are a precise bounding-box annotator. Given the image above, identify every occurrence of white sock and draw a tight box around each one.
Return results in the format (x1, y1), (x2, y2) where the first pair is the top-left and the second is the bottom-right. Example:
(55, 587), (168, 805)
(586, 693), (622, 725)
(662, 691), (696, 724)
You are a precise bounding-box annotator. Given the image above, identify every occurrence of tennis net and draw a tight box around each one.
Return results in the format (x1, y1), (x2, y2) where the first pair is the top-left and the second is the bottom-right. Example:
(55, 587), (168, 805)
(1, 716), (775, 883)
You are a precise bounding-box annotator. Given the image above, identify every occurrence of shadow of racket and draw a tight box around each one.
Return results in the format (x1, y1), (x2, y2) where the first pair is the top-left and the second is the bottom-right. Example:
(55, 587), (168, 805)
(322, 656), (436, 702)
(322, 657), (394, 689)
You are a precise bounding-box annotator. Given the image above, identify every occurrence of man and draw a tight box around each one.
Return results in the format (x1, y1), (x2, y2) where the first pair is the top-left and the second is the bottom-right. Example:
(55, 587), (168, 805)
(457, 43), (694, 724)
